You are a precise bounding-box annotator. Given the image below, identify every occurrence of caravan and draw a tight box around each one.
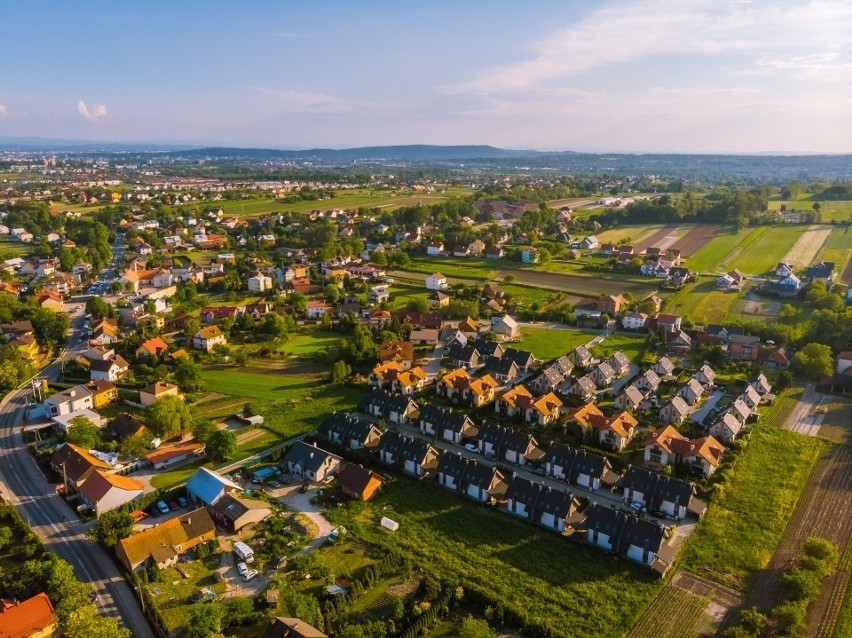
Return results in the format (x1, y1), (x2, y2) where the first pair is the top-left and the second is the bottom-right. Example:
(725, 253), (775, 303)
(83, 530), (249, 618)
(233, 541), (254, 564)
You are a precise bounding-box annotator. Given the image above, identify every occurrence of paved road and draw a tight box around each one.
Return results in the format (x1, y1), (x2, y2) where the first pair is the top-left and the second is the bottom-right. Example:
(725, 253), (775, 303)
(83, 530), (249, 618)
(0, 264), (154, 636)
(783, 383), (825, 436)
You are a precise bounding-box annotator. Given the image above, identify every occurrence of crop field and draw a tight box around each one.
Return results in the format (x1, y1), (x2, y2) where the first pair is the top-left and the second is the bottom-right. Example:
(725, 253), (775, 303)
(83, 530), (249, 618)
(815, 226), (852, 283)
(744, 444), (852, 637)
(679, 286), (738, 324)
(671, 224), (722, 258)
(494, 268), (658, 297)
(684, 227), (754, 273)
(595, 224), (666, 246)
(635, 224), (682, 252)
(728, 225), (804, 275)
(649, 224), (694, 252)
(626, 585), (710, 638)
(680, 425), (828, 591)
(781, 225), (833, 269)
(326, 481), (662, 638)
(518, 326), (599, 361)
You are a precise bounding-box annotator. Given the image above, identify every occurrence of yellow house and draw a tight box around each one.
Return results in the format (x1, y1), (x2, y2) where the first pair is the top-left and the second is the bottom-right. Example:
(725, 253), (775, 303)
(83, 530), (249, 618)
(87, 380), (118, 409)
(111, 192), (121, 203)
(12, 333), (39, 361)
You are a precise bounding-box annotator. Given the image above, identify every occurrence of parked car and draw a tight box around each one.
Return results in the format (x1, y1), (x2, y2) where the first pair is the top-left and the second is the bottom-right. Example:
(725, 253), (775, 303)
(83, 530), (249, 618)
(175, 496), (188, 508)
(299, 482), (309, 494)
(241, 569), (258, 582)
(464, 443), (479, 453)
(267, 480), (282, 489)
(236, 562), (248, 575)
(156, 500), (169, 515)
(167, 500), (179, 511)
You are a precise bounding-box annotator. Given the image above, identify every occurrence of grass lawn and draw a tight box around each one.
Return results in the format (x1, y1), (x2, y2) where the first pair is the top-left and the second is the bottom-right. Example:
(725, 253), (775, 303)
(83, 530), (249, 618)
(595, 224), (666, 246)
(150, 460), (206, 490)
(668, 283), (739, 324)
(767, 198), (852, 222)
(517, 326), (598, 361)
(685, 226), (752, 273)
(591, 332), (648, 362)
(680, 425), (828, 590)
(325, 481), (662, 638)
(200, 367), (365, 439)
(728, 225), (805, 275)
(146, 554), (227, 633)
(815, 226), (852, 273)
(276, 330), (342, 356)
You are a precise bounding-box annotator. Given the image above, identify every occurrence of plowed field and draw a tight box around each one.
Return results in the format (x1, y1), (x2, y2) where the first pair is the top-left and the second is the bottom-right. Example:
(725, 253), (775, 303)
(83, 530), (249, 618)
(673, 225), (723, 258)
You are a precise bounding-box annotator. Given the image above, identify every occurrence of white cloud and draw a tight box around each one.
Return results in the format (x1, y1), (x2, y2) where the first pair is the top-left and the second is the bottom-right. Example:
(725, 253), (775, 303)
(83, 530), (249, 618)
(443, 0), (852, 94)
(252, 87), (354, 114)
(0, 104), (7, 117)
(77, 100), (108, 121)
(755, 52), (852, 77)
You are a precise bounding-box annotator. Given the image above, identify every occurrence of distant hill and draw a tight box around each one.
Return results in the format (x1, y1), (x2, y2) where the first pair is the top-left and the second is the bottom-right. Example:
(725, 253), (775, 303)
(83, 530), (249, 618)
(180, 145), (547, 161)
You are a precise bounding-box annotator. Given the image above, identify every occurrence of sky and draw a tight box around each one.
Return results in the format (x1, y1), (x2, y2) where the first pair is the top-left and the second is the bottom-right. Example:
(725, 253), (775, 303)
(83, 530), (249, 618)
(1, 0), (851, 153)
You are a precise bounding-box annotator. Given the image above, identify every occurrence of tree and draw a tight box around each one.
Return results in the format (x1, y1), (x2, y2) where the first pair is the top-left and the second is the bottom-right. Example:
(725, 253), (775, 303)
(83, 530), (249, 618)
(0, 344), (34, 390)
(205, 429), (237, 462)
(192, 419), (217, 443)
(776, 370), (794, 391)
(233, 349), (249, 367)
(330, 359), (351, 383)
(63, 606), (131, 638)
(144, 395), (192, 438)
(262, 312), (293, 340)
(173, 358), (202, 391)
(48, 559), (93, 624)
(87, 510), (135, 548)
(224, 596), (257, 627)
(182, 317), (202, 340)
(85, 297), (113, 320)
(187, 603), (223, 638)
(65, 416), (102, 449)
(793, 342), (833, 380)
(459, 616), (496, 638)
(118, 434), (151, 458)
(324, 284), (341, 304)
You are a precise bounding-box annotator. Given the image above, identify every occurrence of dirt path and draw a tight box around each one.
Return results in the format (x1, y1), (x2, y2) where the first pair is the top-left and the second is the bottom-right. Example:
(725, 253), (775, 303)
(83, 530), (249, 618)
(635, 224), (680, 252)
(782, 225), (833, 269)
(783, 383), (826, 436)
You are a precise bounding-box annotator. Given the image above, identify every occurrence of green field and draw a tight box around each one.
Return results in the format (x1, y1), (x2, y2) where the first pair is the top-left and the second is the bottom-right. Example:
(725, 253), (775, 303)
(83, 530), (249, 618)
(680, 425), (828, 590)
(685, 227), (753, 273)
(326, 481), (662, 638)
(627, 585), (710, 638)
(666, 281), (740, 324)
(767, 198), (852, 222)
(595, 224), (666, 246)
(815, 226), (852, 275)
(200, 368), (364, 438)
(518, 326), (597, 361)
(590, 332), (648, 362)
(728, 225), (804, 275)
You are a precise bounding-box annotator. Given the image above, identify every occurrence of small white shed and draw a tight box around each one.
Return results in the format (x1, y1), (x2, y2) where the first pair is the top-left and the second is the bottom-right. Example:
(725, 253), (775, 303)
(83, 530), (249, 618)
(380, 517), (400, 532)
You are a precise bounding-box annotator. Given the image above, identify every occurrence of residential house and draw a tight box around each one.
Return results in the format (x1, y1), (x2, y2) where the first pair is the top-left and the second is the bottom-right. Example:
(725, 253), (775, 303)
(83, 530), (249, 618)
(379, 341), (414, 369)
(504, 475), (579, 528)
(503, 347), (537, 372)
(145, 440), (203, 470)
(678, 378), (705, 406)
(186, 467), (242, 507)
(530, 356), (573, 394)
(643, 426), (724, 477)
(485, 356), (520, 384)
(135, 337), (169, 360)
(806, 261), (835, 283)
(739, 385), (762, 410)
(655, 314), (682, 333)
(445, 343), (480, 369)
(139, 381), (181, 407)
(116, 508), (216, 572)
(652, 357), (675, 378)
(49, 443), (112, 491)
(462, 374), (499, 407)
(0, 592), (57, 638)
(461, 459), (507, 503)
(283, 441), (341, 483)
(89, 353), (130, 382)
(606, 351), (631, 377)
(569, 345), (593, 368)
(306, 300), (332, 320)
(87, 379), (117, 409)
(593, 411), (638, 451)
(317, 412), (383, 450)
(726, 398), (752, 425)
(776, 261), (794, 277)
(666, 330), (692, 353)
(693, 364), (716, 387)
(263, 617), (328, 638)
(716, 269), (746, 290)
(419, 404), (477, 443)
(192, 325), (227, 352)
(544, 443), (614, 490)
(614, 384), (645, 412)
(501, 429), (544, 465)
(728, 334), (761, 361)
(597, 294), (629, 316)
(590, 362), (617, 387)
(583, 503), (673, 574)
(621, 466), (698, 520)
(476, 422), (508, 458)
(337, 464), (383, 501)
(774, 273), (802, 295)
(521, 247), (539, 264)
(659, 396), (691, 424)
(758, 343), (791, 370)
(358, 389), (418, 425)
(428, 290), (450, 309)
(580, 235), (599, 250)
(437, 367), (473, 402)
(367, 285), (390, 304)
(564, 375), (597, 404)
(109, 413), (149, 441)
(709, 412), (744, 443)
(370, 360), (405, 390)
(426, 242), (444, 256)
(376, 432), (438, 477)
(636, 369), (662, 395)
(45, 385), (93, 417)
(425, 273), (448, 291)
(491, 314), (520, 339)
(77, 469), (144, 517)
(210, 493), (272, 533)
(751, 373), (773, 396)
(525, 392), (563, 426)
(666, 267), (691, 287)
(495, 385), (534, 417)
(35, 290), (63, 312)
(393, 367), (428, 395)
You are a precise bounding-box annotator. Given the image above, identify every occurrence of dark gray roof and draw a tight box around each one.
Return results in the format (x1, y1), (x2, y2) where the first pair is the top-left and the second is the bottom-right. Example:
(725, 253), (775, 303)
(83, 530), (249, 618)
(536, 486), (577, 519)
(476, 422), (507, 447)
(501, 429), (537, 454)
(471, 337), (503, 358)
(462, 460), (504, 492)
(436, 451), (470, 481)
(358, 389), (417, 415)
(504, 475), (542, 508)
(503, 347), (536, 368)
(318, 412), (380, 445)
(283, 441), (339, 474)
(622, 466), (694, 508)
(212, 493), (270, 522)
(419, 405), (474, 436)
(486, 356), (519, 376)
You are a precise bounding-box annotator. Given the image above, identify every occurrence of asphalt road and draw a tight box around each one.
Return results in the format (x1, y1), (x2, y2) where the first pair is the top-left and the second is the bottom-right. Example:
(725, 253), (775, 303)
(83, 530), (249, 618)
(0, 259), (154, 636)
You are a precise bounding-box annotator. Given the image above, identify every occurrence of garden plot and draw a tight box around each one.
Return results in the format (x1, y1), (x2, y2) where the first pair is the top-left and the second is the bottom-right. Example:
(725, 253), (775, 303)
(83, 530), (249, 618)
(650, 225), (694, 253)
(672, 225), (722, 258)
(781, 225), (833, 269)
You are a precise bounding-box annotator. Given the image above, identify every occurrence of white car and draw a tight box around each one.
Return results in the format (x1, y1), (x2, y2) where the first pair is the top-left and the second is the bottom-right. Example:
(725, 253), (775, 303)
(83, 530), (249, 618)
(236, 562), (249, 575)
(241, 569), (258, 582)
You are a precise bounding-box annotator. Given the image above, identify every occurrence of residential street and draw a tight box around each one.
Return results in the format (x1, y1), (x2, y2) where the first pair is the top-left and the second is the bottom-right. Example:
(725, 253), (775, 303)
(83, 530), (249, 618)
(0, 249), (154, 636)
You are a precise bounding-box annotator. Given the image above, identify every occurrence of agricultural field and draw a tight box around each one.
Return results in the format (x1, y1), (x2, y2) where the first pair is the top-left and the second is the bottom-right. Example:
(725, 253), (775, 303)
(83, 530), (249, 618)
(815, 226), (852, 282)
(670, 224), (722, 258)
(745, 444), (852, 636)
(517, 326), (599, 361)
(728, 225), (804, 275)
(680, 425), (828, 591)
(0, 236), (31, 259)
(595, 224), (666, 246)
(590, 332), (648, 362)
(666, 281), (740, 324)
(781, 225), (834, 269)
(626, 585), (711, 638)
(635, 224), (685, 252)
(326, 481), (663, 638)
(684, 226), (754, 273)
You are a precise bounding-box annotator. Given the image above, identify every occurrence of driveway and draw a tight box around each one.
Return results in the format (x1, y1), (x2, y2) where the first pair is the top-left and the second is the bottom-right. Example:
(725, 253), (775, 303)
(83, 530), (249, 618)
(609, 364), (640, 395)
(690, 389), (725, 424)
(217, 540), (271, 600)
(275, 483), (334, 552)
(422, 343), (445, 380)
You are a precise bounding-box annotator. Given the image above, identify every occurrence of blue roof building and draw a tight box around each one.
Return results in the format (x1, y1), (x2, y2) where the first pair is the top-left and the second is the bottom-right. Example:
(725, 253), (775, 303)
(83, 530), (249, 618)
(186, 467), (241, 506)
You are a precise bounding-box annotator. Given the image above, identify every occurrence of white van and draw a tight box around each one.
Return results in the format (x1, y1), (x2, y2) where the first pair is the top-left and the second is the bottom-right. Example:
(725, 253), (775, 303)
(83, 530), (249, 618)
(233, 541), (254, 564)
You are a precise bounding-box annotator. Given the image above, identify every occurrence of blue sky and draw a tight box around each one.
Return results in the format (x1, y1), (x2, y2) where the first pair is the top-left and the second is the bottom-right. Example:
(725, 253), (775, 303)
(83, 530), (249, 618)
(1, 0), (850, 152)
